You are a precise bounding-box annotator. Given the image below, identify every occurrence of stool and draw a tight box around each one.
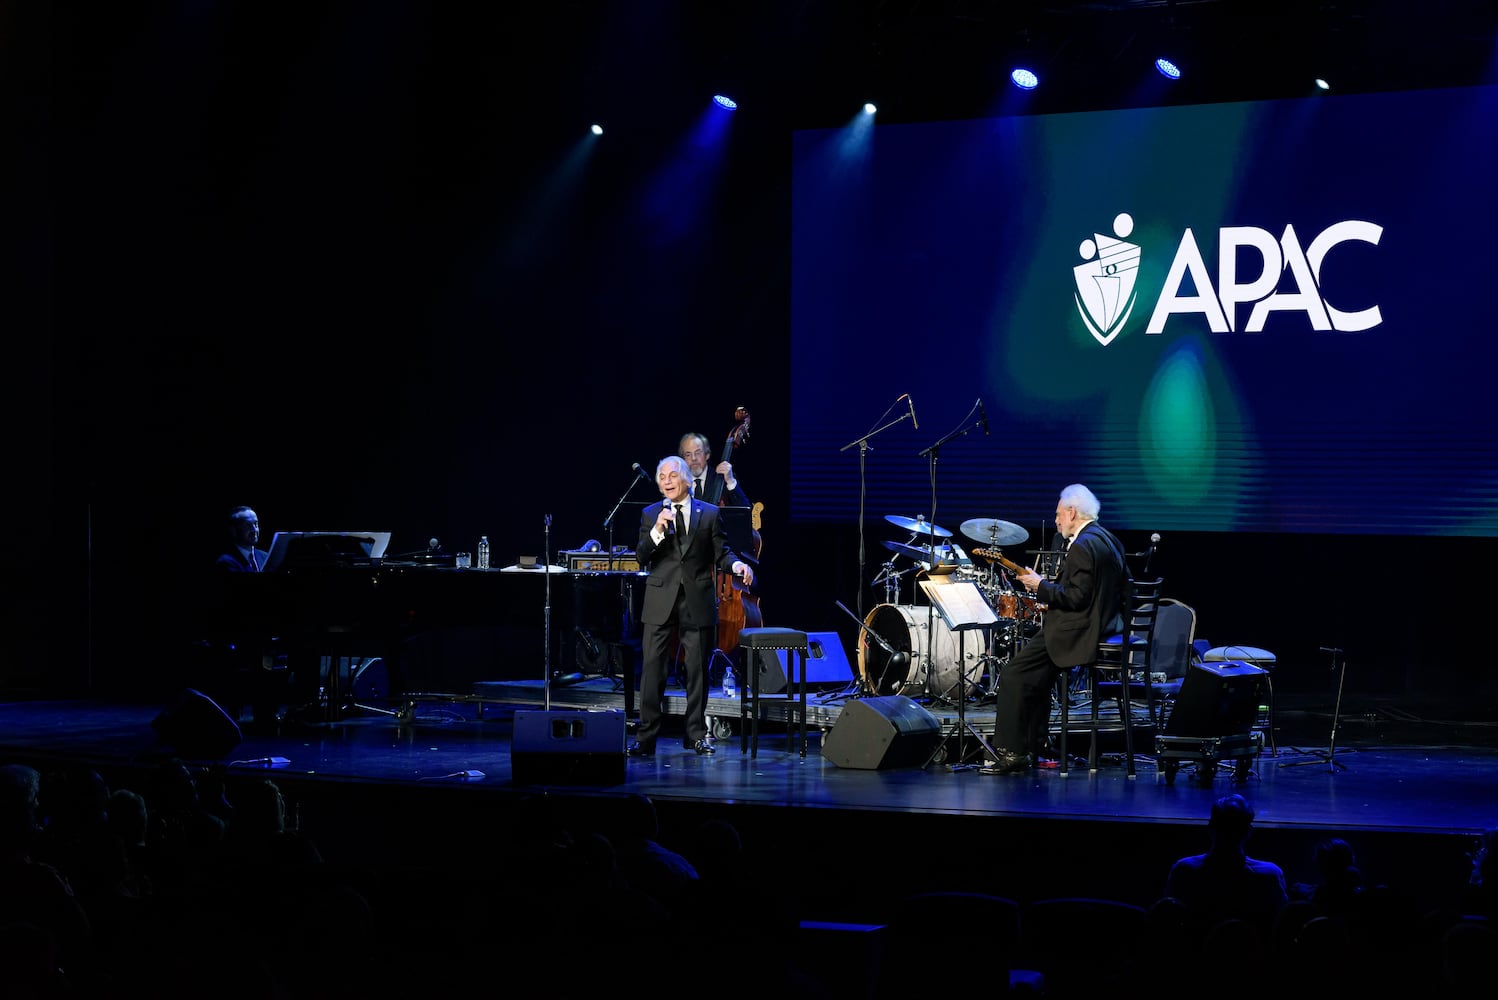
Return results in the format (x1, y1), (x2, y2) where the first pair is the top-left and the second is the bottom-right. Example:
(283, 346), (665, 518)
(736, 627), (810, 758)
(1202, 644), (1277, 755)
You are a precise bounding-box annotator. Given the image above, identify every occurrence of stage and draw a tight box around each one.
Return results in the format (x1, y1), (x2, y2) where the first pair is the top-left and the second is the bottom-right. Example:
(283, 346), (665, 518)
(3, 682), (1492, 918)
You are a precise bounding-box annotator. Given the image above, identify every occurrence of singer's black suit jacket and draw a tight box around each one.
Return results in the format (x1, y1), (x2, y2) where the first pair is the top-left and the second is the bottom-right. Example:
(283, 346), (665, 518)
(636, 498), (743, 627)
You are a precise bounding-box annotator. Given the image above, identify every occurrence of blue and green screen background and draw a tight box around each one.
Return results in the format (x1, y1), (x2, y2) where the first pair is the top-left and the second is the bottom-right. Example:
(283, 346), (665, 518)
(791, 86), (1498, 539)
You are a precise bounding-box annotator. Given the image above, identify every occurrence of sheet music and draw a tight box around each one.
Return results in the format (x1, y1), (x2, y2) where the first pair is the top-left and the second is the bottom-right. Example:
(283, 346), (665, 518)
(918, 580), (999, 630)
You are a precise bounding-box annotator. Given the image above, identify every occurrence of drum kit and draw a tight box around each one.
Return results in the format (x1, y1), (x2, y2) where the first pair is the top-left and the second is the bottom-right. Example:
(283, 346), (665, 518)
(860, 512), (1054, 703)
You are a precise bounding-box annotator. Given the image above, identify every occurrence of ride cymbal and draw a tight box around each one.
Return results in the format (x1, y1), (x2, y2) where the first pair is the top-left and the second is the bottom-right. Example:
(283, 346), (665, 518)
(959, 517), (1030, 546)
(883, 514), (952, 538)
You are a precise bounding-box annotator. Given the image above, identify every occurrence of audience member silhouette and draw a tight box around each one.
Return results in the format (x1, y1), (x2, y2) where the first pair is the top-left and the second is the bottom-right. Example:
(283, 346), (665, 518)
(0, 763), (95, 989)
(1164, 793), (1288, 936)
(1289, 836), (1364, 916)
(611, 792), (699, 914)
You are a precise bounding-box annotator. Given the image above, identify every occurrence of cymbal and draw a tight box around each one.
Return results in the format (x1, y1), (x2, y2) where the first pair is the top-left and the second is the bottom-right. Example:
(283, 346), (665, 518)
(882, 540), (937, 563)
(884, 514), (952, 538)
(883, 540), (966, 565)
(960, 517), (1030, 546)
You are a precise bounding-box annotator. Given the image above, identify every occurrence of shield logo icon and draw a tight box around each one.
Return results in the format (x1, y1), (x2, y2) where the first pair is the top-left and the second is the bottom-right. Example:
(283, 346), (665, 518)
(1073, 217), (1141, 346)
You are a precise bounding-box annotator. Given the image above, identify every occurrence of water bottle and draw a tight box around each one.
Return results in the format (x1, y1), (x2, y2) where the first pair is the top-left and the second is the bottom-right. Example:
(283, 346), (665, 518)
(477, 535), (490, 570)
(722, 664), (737, 698)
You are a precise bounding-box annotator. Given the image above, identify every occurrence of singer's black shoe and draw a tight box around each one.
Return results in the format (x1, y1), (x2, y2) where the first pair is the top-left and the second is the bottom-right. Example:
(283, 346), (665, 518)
(978, 751), (1034, 775)
(626, 740), (655, 758)
(691, 738), (715, 756)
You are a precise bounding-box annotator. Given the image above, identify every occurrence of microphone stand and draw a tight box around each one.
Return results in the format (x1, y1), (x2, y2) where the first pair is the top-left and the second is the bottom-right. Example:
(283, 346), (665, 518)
(543, 514), (554, 710)
(912, 402), (985, 708)
(1282, 647), (1353, 773)
(840, 402), (916, 624)
(601, 467), (649, 711)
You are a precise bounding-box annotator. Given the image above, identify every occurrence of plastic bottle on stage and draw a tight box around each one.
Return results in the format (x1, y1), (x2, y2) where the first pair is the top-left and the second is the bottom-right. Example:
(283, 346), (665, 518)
(477, 535), (490, 569)
(722, 664), (737, 698)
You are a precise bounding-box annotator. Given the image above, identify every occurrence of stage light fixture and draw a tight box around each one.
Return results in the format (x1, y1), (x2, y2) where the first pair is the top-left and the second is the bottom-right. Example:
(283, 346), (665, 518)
(1010, 67), (1039, 90)
(863, 102), (877, 114)
(1315, 78), (1331, 91)
(1155, 57), (1182, 80)
(590, 123), (603, 135)
(713, 94), (738, 110)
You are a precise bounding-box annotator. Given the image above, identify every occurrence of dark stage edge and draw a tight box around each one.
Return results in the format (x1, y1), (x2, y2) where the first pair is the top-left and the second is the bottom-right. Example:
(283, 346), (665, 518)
(1, 691), (1494, 926)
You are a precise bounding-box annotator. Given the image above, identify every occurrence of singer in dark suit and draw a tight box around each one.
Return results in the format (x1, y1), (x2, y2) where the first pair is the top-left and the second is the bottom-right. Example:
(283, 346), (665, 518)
(984, 484), (1126, 775)
(631, 455), (755, 757)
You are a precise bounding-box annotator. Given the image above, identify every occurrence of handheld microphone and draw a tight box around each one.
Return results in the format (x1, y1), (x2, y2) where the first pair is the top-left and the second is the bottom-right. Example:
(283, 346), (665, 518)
(664, 500), (676, 535)
(977, 398), (989, 435)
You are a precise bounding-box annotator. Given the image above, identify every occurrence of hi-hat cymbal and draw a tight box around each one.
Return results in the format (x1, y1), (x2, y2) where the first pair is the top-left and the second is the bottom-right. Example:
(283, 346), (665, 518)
(882, 540), (936, 563)
(960, 517), (1030, 546)
(884, 514), (952, 538)
(883, 539), (966, 565)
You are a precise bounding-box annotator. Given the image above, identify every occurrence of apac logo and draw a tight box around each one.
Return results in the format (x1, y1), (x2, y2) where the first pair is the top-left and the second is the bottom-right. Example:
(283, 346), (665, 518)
(1073, 212), (1384, 346)
(1073, 213), (1142, 346)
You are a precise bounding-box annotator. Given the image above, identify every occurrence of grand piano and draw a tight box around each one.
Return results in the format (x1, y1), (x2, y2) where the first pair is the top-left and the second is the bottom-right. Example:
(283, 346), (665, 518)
(217, 547), (643, 720)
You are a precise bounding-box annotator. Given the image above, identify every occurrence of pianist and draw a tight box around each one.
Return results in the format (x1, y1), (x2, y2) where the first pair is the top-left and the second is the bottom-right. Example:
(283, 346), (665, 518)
(215, 505), (269, 574)
(207, 504), (286, 729)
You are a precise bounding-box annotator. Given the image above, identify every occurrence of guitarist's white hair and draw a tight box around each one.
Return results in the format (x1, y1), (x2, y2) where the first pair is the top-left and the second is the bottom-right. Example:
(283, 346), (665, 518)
(1059, 484), (1101, 521)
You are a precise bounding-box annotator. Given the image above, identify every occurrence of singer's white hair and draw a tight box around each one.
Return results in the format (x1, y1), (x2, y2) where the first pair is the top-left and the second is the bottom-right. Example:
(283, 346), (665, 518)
(1059, 484), (1100, 521)
(657, 455), (691, 486)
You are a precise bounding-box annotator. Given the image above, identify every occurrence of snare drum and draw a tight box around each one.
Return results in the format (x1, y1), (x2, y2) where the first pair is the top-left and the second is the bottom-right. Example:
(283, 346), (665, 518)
(858, 604), (982, 698)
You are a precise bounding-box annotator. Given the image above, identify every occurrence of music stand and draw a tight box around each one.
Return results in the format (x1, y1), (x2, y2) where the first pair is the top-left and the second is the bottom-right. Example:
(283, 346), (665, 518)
(917, 579), (1001, 770)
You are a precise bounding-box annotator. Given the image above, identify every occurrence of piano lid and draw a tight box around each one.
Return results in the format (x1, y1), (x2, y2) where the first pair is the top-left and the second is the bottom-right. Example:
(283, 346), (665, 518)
(263, 530), (393, 572)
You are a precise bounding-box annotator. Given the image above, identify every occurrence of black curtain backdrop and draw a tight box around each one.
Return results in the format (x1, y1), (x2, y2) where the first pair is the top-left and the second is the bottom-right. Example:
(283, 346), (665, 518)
(9, 3), (1493, 711)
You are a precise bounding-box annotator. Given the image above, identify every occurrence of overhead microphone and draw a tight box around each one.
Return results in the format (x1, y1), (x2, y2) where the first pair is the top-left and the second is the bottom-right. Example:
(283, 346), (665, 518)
(1150, 532), (1161, 547)
(976, 398), (989, 436)
(897, 393), (917, 429)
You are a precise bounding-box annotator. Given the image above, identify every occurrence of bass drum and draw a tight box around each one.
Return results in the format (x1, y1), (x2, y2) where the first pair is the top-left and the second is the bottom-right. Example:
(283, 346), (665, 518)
(859, 604), (981, 699)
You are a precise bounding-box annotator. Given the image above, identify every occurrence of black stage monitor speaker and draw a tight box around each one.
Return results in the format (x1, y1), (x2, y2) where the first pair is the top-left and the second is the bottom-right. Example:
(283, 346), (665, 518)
(753, 631), (856, 694)
(1164, 662), (1267, 738)
(822, 695), (942, 770)
(151, 688), (242, 759)
(512, 709), (626, 786)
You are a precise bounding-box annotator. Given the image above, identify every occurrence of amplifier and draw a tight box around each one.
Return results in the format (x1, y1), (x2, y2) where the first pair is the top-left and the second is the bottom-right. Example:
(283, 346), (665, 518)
(565, 551), (641, 573)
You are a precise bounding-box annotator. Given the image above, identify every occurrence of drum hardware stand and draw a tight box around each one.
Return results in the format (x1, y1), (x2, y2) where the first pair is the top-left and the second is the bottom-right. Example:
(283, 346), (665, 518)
(1281, 646), (1353, 773)
(835, 600), (905, 699)
(840, 395), (918, 625)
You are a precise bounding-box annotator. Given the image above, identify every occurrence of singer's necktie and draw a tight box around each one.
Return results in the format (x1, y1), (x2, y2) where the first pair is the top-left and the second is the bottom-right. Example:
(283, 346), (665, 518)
(675, 503), (687, 540)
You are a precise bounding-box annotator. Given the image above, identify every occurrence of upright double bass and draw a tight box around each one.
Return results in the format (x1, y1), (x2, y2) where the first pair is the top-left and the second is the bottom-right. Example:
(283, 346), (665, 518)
(715, 407), (763, 655)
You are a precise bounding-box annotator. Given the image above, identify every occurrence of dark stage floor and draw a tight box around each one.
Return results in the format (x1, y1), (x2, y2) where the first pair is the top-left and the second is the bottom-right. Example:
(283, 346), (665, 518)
(4, 681), (1495, 923)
